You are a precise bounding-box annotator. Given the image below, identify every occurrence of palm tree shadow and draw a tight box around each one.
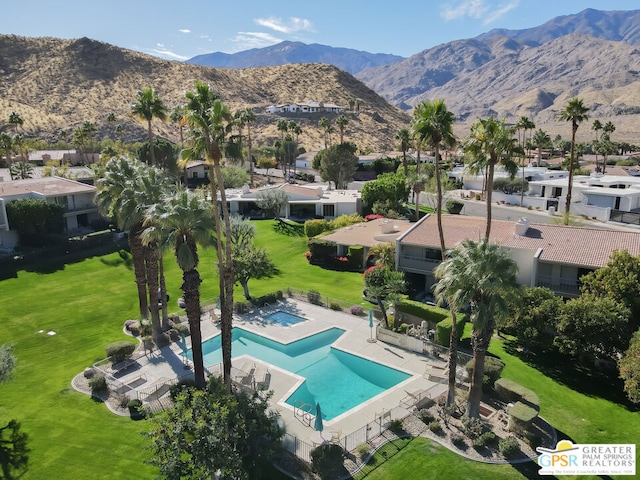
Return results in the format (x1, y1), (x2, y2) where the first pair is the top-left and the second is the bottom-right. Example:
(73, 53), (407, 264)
(272, 219), (305, 236)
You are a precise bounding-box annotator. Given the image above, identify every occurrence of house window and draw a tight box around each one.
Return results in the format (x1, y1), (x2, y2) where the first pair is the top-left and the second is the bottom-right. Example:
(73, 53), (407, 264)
(323, 204), (335, 217)
(193, 171), (199, 178)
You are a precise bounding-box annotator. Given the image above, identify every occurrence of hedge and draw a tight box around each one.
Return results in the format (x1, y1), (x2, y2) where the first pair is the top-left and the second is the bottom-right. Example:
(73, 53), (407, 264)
(494, 378), (540, 411)
(304, 219), (330, 237)
(465, 356), (505, 391)
(508, 402), (539, 432)
(348, 245), (364, 270)
(397, 299), (449, 323)
(105, 341), (136, 362)
(435, 314), (467, 347)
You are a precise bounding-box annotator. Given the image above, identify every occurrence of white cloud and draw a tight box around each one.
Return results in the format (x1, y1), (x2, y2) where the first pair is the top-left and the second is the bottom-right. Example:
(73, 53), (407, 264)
(230, 31), (283, 51)
(254, 16), (314, 34)
(440, 0), (518, 24)
(178, 29), (191, 34)
(148, 46), (189, 61)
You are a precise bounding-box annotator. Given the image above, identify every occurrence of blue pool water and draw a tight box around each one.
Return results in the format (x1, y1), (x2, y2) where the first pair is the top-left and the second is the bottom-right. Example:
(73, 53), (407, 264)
(193, 328), (412, 420)
(265, 311), (306, 326)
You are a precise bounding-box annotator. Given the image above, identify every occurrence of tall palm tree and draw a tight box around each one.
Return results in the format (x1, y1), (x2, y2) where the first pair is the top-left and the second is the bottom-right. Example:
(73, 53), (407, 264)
(318, 117), (330, 150)
(515, 117), (535, 206)
(235, 107), (256, 179)
(411, 99), (459, 405)
(144, 190), (213, 389)
(95, 158), (150, 321)
(463, 117), (518, 239)
(395, 127), (411, 176)
(591, 119), (602, 172)
(131, 87), (167, 167)
(1, 133), (13, 179)
(182, 81), (241, 393)
(276, 119), (289, 143)
(434, 239), (518, 417)
(8, 112), (25, 164)
(558, 97), (589, 223)
(532, 129), (551, 168)
(335, 114), (349, 144)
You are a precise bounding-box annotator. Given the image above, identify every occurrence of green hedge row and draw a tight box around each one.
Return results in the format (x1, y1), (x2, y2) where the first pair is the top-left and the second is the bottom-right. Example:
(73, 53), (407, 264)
(494, 378), (540, 411)
(435, 314), (467, 347)
(397, 299), (448, 323)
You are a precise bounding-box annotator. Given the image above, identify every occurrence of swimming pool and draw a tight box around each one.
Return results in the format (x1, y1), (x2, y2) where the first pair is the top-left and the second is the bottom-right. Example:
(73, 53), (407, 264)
(193, 327), (412, 420)
(265, 310), (306, 326)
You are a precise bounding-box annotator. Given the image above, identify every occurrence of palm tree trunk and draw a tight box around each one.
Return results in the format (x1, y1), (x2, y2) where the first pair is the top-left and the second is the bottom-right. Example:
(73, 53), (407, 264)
(485, 161), (495, 240)
(144, 243), (162, 340)
(565, 126), (577, 223)
(182, 269), (206, 389)
(158, 251), (169, 330)
(128, 226), (149, 319)
(148, 120), (156, 167)
(446, 307), (458, 406)
(467, 346), (486, 418)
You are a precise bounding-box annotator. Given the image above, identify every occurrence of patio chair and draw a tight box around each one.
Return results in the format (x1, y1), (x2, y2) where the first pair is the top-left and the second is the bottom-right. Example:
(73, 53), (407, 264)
(233, 360), (255, 384)
(329, 430), (342, 443)
(252, 363), (270, 390)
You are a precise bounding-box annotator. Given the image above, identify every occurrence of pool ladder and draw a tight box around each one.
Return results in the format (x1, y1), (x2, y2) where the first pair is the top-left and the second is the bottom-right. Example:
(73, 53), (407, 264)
(293, 399), (313, 426)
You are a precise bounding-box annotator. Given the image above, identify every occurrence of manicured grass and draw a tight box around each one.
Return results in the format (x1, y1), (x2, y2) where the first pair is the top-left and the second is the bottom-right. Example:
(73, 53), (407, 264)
(353, 437), (532, 480)
(0, 220), (366, 479)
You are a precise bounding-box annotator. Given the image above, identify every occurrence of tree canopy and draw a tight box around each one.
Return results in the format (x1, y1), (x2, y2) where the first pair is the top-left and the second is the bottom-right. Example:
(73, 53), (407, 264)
(319, 142), (358, 189)
(361, 172), (410, 212)
(144, 377), (282, 479)
(619, 329), (640, 404)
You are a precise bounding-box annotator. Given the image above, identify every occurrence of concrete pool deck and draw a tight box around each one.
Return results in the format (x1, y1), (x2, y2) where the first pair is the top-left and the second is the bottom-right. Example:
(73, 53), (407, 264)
(111, 298), (449, 445)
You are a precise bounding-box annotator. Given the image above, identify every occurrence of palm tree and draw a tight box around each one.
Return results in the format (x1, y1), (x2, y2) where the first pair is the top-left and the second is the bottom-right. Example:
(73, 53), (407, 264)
(0, 133), (13, 179)
(10, 161), (34, 180)
(95, 158), (150, 321)
(557, 97), (589, 223)
(515, 117), (535, 207)
(434, 239), (518, 417)
(131, 87), (167, 167)
(318, 117), (330, 150)
(335, 114), (349, 144)
(276, 119), (289, 143)
(8, 112), (23, 136)
(532, 128), (551, 168)
(395, 127), (411, 176)
(591, 119), (603, 171)
(182, 81), (241, 393)
(12, 135), (25, 164)
(144, 190), (213, 389)
(106, 112), (116, 141)
(463, 117), (518, 239)
(235, 107), (256, 179)
(411, 99), (460, 405)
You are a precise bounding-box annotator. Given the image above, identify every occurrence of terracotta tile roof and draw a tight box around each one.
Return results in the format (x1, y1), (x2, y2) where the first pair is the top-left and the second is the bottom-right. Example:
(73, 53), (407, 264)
(401, 215), (640, 268)
(322, 218), (413, 247)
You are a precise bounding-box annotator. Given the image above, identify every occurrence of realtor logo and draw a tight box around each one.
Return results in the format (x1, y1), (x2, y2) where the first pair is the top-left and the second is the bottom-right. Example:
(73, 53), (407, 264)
(537, 440), (636, 476)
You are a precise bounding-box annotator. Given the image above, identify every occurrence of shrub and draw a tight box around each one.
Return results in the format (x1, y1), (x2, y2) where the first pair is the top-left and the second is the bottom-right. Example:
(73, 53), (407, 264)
(462, 416), (485, 439)
(509, 402), (539, 432)
(389, 419), (404, 434)
(304, 219), (330, 237)
(128, 325), (140, 336)
(435, 314), (466, 347)
(397, 323), (410, 334)
(124, 319), (139, 331)
(446, 200), (464, 214)
(355, 443), (371, 462)
(330, 213), (363, 229)
(310, 443), (344, 475)
(473, 431), (497, 449)
(169, 378), (197, 400)
(347, 245), (364, 270)
(172, 322), (190, 335)
(349, 305), (364, 315)
(105, 341), (136, 363)
(397, 299), (446, 322)
(307, 290), (322, 305)
(428, 421), (443, 434)
(451, 434), (467, 450)
(127, 399), (142, 410)
(89, 375), (107, 394)
(275, 290), (284, 300)
(494, 378), (540, 411)
(465, 356), (505, 391)
(139, 321), (152, 337)
(615, 159), (634, 166)
(493, 178), (528, 194)
(329, 302), (342, 311)
(418, 410), (435, 424)
(498, 436), (521, 458)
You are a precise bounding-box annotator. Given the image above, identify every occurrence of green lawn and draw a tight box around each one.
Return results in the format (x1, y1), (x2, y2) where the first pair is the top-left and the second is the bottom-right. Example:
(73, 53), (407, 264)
(1, 220), (638, 479)
(0, 220), (366, 479)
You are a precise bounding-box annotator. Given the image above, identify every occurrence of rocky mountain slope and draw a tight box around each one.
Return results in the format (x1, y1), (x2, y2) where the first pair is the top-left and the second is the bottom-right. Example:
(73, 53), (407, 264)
(188, 40), (404, 75)
(0, 35), (410, 152)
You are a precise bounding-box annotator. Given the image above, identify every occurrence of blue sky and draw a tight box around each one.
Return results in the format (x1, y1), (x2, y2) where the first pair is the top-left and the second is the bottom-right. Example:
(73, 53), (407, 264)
(4, 1), (639, 60)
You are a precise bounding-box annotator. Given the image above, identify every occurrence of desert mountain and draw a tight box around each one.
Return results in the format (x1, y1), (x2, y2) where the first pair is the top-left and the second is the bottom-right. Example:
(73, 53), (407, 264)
(187, 41), (404, 75)
(0, 35), (410, 152)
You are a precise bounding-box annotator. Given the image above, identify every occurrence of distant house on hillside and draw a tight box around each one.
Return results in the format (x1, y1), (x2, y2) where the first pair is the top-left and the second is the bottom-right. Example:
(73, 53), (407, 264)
(266, 100), (343, 114)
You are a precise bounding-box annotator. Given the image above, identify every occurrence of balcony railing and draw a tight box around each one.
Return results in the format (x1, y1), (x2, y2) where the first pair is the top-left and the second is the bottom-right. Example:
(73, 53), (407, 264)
(536, 276), (580, 296)
(398, 254), (441, 273)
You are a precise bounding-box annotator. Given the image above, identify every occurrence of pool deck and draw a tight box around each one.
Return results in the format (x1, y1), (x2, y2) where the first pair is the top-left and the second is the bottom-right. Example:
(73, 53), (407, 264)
(112, 299), (449, 445)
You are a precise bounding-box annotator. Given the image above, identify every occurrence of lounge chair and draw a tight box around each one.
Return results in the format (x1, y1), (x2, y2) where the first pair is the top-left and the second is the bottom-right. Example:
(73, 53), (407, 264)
(400, 388), (427, 408)
(252, 363), (270, 390)
(330, 430), (342, 443)
(233, 360), (255, 384)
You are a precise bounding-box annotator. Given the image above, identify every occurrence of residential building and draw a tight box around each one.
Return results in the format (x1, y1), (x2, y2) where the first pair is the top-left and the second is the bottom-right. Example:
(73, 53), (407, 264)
(396, 214), (640, 298)
(0, 176), (100, 250)
(265, 100), (343, 114)
(225, 183), (361, 220)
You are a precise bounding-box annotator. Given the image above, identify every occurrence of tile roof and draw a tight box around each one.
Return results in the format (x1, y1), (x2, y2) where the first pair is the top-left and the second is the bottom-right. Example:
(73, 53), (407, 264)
(400, 214), (640, 269)
(0, 177), (96, 198)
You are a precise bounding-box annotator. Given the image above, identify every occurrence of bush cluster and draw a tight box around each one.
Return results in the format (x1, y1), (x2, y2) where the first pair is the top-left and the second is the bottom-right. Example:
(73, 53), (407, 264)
(349, 305), (364, 316)
(451, 434), (467, 450)
(498, 436), (521, 458)
(418, 410), (435, 424)
(329, 302), (342, 311)
(105, 341), (136, 362)
(428, 421), (443, 434)
(473, 431), (497, 449)
(307, 290), (322, 305)
(465, 356), (505, 391)
(355, 443), (370, 462)
(462, 416), (485, 439)
(310, 443), (345, 475)
(89, 375), (107, 394)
